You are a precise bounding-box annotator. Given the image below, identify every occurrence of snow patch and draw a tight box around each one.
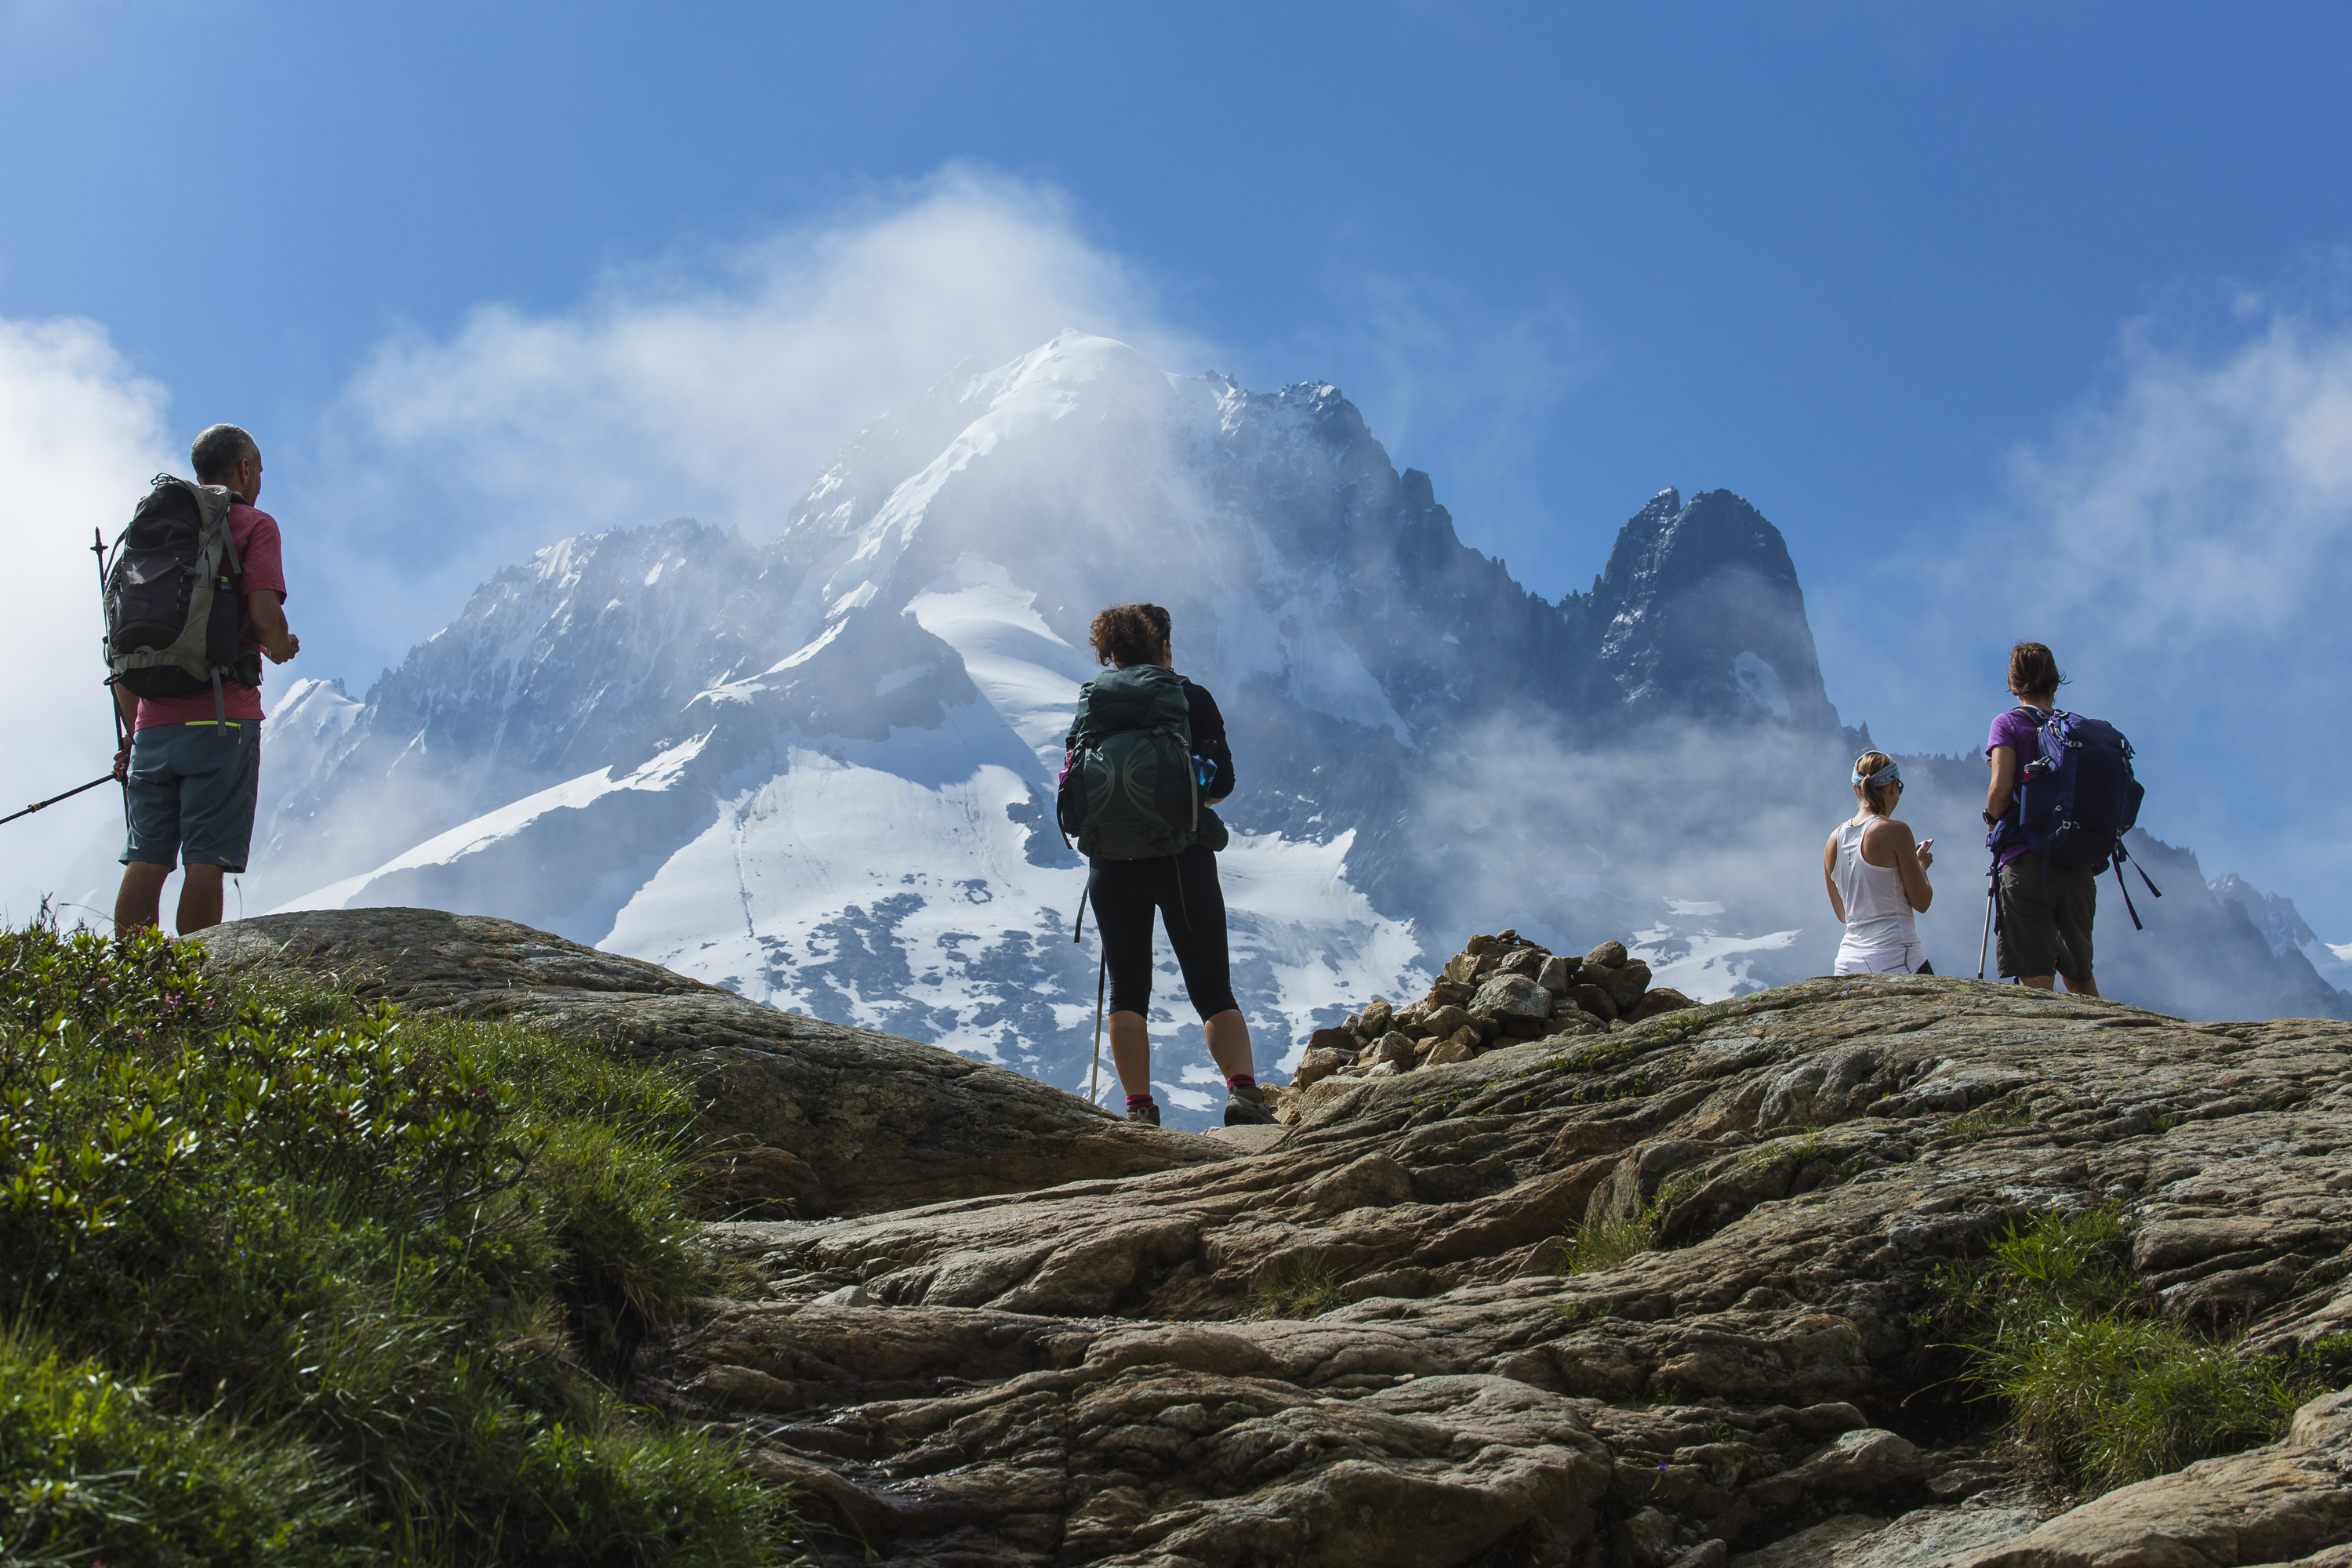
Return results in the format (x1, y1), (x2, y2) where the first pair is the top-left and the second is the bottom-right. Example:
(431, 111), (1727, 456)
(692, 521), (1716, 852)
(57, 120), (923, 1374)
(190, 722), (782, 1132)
(906, 555), (1097, 771)
(1632, 924), (1802, 1001)
(274, 732), (710, 913)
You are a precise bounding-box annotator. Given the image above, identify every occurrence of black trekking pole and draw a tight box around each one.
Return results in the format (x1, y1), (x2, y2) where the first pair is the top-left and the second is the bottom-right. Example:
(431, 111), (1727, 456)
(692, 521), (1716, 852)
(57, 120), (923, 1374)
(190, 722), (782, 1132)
(1977, 862), (1997, 982)
(0, 775), (118, 828)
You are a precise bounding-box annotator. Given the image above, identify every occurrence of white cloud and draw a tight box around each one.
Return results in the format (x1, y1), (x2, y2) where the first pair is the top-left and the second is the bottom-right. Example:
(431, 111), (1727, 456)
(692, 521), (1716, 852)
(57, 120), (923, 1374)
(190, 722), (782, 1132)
(2015, 296), (2352, 640)
(312, 166), (1211, 673)
(0, 314), (175, 924)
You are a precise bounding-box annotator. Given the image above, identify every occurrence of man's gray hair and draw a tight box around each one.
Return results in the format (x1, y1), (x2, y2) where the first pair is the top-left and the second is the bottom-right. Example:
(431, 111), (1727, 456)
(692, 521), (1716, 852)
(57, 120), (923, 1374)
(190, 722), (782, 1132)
(190, 423), (259, 485)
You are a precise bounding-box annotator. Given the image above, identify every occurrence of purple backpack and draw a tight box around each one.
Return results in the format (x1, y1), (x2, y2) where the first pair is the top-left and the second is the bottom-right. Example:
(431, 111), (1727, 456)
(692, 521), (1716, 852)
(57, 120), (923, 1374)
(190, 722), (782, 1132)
(1989, 706), (2162, 927)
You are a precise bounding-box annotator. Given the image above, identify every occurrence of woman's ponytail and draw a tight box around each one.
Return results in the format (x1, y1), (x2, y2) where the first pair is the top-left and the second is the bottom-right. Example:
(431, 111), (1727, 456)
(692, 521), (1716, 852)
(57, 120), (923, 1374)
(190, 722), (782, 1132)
(1851, 750), (1900, 816)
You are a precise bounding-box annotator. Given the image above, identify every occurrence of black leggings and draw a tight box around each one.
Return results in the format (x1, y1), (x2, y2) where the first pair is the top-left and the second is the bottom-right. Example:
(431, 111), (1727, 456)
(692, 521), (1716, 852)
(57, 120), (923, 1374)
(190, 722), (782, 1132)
(1089, 846), (1239, 1021)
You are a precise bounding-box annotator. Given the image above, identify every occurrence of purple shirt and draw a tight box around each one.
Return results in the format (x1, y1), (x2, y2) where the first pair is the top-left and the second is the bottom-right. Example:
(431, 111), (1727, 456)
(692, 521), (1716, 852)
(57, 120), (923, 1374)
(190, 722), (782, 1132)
(1985, 705), (2050, 866)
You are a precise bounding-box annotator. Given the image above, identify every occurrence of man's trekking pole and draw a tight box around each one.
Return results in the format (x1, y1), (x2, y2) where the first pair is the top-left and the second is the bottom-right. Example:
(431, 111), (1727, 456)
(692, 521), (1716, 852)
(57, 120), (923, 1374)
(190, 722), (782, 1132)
(94, 528), (129, 826)
(1977, 863), (1997, 981)
(0, 775), (118, 828)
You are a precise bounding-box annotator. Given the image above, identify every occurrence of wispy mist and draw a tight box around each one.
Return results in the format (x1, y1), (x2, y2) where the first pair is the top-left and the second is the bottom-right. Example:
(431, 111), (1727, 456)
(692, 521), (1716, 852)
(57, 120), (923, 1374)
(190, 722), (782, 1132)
(1402, 713), (1873, 989)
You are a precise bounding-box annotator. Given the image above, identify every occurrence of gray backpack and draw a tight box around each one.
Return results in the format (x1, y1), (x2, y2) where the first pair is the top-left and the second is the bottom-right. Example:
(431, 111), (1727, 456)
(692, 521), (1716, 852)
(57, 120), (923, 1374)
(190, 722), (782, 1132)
(1058, 665), (1203, 860)
(103, 475), (259, 712)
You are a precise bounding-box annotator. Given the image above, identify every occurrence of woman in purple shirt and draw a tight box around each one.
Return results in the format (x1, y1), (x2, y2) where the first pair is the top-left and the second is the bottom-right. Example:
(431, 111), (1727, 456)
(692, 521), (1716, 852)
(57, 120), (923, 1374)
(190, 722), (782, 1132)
(1983, 641), (2100, 995)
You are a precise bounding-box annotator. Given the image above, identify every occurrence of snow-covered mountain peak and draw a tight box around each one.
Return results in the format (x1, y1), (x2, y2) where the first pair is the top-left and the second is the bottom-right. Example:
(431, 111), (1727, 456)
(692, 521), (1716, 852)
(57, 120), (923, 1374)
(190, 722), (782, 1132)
(252, 333), (1886, 1125)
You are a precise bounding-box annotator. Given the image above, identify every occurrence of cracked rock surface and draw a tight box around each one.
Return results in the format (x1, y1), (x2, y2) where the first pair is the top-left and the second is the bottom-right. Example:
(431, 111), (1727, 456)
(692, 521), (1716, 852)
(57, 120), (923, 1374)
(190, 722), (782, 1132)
(209, 914), (2352, 1566)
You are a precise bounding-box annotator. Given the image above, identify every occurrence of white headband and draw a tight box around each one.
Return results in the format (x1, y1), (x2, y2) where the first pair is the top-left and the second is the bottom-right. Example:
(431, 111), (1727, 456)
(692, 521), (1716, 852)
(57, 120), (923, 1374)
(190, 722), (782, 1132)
(1853, 760), (1901, 789)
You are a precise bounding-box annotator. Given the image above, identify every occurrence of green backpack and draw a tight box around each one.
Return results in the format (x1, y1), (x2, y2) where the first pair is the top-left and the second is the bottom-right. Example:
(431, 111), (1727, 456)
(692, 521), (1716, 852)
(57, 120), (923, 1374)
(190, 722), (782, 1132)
(1058, 665), (1205, 860)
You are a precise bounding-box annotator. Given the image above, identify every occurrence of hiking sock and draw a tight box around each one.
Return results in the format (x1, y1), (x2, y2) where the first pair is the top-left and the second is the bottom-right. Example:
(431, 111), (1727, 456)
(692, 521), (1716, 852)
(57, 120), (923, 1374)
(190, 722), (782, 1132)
(1225, 1074), (1256, 1093)
(1126, 1094), (1156, 1112)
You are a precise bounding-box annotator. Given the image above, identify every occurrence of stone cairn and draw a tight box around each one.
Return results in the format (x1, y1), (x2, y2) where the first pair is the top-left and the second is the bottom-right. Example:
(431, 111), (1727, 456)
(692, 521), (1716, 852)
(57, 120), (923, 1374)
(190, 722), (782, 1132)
(1275, 930), (1694, 1123)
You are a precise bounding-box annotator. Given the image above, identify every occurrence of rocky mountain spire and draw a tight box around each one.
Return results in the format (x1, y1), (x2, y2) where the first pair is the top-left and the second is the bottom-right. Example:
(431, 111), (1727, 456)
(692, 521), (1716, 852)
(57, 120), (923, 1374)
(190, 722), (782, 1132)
(1578, 488), (1837, 731)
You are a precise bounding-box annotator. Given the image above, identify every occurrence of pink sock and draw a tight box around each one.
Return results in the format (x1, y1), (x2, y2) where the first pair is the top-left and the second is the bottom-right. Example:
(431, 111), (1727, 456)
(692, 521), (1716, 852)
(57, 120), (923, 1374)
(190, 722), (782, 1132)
(1126, 1094), (1155, 1110)
(1226, 1074), (1256, 1091)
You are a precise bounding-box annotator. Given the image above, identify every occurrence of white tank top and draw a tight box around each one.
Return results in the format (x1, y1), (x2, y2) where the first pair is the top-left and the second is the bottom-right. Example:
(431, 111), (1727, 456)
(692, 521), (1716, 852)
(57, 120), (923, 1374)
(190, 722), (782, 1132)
(1834, 817), (1922, 971)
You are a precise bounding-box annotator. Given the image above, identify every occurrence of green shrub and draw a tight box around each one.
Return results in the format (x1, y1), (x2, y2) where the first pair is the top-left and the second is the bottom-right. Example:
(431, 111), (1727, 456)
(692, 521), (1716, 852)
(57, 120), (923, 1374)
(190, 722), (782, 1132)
(1555, 1210), (1654, 1275)
(0, 922), (782, 1565)
(1254, 1252), (1344, 1318)
(1940, 1206), (2318, 1494)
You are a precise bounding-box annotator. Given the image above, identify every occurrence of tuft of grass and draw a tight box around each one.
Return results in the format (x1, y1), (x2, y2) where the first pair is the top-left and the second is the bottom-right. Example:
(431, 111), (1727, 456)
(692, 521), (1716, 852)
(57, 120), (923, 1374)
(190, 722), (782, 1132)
(1555, 1210), (1656, 1276)
(0, 920), (786, 1566)
(1997, 1314), (2311, 1488)
(1945, 1102), (2035, 1141)
(1253, 1252), (1345, 1318)
(1938, 1206), (2318, 1495)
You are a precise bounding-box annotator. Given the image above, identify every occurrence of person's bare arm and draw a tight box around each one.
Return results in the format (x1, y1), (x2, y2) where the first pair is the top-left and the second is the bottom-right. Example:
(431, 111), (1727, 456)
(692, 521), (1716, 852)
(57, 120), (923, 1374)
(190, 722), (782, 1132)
(248, 590), (298, 663)
(1823, 832), (1846, 924)
(1872, 818), (1936, 911)
(1985, 745), (2020, 825)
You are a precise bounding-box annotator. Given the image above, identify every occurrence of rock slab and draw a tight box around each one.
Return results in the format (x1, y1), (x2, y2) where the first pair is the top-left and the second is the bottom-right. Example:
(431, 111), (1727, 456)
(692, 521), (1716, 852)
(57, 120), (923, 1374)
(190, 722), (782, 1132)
(198, 908), (1222, 1218)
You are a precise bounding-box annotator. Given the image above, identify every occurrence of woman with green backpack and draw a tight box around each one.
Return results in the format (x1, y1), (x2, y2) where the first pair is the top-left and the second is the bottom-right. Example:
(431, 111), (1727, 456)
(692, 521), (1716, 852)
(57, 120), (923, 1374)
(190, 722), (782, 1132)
(1059, 602), (1274, 1128)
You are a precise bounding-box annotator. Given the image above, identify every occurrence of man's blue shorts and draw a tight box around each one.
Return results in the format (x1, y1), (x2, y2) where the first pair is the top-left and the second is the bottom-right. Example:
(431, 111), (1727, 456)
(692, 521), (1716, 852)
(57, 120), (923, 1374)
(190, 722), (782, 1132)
(122, 720), (261, 873)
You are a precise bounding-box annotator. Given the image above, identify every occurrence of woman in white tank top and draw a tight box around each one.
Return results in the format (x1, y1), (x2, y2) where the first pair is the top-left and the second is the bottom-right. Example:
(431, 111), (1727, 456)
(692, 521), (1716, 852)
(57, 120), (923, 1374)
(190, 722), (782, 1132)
(1823, 750), (1936, 975)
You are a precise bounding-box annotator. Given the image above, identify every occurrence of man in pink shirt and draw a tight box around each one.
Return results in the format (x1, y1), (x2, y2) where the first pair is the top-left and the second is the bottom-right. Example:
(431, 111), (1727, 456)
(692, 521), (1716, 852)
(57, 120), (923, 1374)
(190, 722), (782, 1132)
(110, 424), (299, 935)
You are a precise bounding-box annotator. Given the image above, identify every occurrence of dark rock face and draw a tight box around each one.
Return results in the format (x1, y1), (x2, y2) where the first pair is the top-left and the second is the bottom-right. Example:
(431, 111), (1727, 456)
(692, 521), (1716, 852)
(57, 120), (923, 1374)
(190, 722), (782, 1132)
(1581, 488), (1838, 732)
(195, 908), (1222, 1217)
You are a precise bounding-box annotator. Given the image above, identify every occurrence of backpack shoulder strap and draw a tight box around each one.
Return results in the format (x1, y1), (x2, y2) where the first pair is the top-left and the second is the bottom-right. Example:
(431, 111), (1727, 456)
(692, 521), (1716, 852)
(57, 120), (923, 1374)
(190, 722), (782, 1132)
(195, 484), (245, 575)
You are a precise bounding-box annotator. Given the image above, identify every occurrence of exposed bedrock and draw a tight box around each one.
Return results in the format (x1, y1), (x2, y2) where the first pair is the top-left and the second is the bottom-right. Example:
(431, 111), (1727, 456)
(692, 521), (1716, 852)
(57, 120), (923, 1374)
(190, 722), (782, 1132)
(205, 910), (2352, 1566)
(196, 908), (1221, 1218)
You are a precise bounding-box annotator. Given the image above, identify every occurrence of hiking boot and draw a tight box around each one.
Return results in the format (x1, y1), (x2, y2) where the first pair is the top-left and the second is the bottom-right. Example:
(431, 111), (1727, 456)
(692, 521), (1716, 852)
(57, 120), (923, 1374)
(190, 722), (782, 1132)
(1224, 1083), (1276, 1127)
(1125, 1102), (1161, 1127)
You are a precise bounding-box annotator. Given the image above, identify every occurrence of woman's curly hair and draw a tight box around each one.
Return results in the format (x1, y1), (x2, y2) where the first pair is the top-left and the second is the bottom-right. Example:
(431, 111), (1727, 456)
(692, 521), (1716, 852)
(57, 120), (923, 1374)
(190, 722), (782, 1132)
(1088, 603), (1172, 668)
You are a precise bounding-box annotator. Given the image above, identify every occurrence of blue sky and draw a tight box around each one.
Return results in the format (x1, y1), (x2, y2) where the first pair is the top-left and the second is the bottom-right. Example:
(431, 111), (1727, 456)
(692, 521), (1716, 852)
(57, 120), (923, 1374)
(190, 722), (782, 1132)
(5, 2), (2350, 930)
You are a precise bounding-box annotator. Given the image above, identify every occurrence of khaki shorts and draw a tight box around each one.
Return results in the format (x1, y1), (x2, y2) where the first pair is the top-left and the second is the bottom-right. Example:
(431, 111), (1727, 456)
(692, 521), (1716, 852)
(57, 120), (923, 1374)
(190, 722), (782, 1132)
(1996, 853), (2096, 982)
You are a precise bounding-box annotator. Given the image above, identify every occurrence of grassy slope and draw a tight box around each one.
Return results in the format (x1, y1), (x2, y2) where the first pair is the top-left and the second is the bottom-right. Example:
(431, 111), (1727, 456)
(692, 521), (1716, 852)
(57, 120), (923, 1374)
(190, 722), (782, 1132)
(0, 923), (791, 1566)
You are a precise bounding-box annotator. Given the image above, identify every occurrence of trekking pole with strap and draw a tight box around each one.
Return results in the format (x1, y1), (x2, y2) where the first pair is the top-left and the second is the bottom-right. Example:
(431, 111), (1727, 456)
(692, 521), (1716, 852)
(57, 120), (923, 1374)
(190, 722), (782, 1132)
(1073, 875), (1106, 1109)
(1977, 860), (1998, 982)
(0, 774), (118, 828)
